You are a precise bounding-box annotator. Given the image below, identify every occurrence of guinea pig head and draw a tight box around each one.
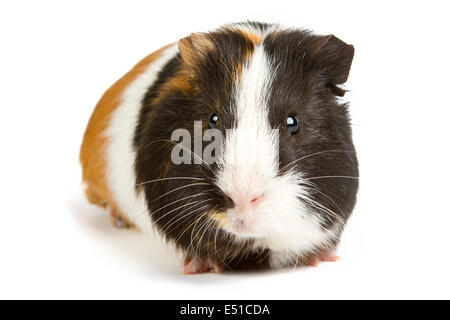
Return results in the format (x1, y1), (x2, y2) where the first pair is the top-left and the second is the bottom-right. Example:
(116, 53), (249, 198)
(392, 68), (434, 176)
(135, 24), (359, 263)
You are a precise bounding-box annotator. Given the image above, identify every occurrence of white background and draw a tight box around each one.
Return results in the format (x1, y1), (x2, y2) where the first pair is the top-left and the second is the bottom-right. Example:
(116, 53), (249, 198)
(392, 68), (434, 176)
(1, 0), (449, 299)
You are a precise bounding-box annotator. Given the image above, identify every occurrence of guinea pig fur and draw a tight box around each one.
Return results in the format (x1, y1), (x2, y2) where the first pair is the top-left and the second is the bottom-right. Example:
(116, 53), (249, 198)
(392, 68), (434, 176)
(80, 22), (359, 274)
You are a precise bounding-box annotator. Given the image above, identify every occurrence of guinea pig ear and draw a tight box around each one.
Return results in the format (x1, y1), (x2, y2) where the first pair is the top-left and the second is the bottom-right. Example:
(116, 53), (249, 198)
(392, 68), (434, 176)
(308, 34), (354, 86)
(178, 33), (215, 67)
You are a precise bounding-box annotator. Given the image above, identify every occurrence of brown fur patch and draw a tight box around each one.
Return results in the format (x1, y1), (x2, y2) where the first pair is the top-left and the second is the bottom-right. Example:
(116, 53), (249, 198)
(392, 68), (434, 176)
(237, 29), (261, 45)
(79, 44), (174, 220)
(152, 68), (192, 105)
(178, 33), (215, 67)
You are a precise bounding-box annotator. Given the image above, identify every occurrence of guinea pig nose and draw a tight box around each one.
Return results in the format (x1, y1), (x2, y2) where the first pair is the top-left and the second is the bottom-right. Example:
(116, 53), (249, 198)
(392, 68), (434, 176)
(224, 193), (264, 210)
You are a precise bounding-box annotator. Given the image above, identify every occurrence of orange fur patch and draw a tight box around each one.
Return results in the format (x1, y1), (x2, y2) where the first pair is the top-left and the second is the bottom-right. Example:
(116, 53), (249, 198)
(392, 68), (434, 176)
(238, 29), (261, 45)
(152, 68), (192, 104)
(79, 44), (174, 218)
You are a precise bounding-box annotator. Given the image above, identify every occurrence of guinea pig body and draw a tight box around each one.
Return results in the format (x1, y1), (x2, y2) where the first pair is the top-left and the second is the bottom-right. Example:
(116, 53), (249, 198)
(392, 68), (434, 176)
(80, 22), (359, 273)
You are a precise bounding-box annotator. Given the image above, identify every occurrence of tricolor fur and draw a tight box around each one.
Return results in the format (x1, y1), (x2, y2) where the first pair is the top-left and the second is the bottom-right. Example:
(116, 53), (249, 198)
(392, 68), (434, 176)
(80, 22), (359, 271)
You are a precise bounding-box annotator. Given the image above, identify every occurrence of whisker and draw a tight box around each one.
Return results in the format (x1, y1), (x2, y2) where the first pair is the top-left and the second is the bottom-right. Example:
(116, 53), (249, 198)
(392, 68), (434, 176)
(151, 192), (211, 226)
(158, 199), (205, 230)
(195, 213), (216, 259)
(159, 195), (206, 232)
(186, 211), (211, 260)
(151, 192), (207, 215)
(136, 176), (206, 187)
(190, 212), (209, 249)
(257, 249), (271, 264)
(176, 208), (210, 247)
(160, 201), (212, 234)
(161, 97), (196, 100)
(302, 186), (345, 218)
(213, 217), (231, 270)
(309, 201), (344, 226)
(305, 175), (359, 181)
(206, 212), (218, 260)
(291, 251), (300, 272)
(151, 182), (210, 202)
(299, 192), (345, 225)
(280, 149), (356, 173)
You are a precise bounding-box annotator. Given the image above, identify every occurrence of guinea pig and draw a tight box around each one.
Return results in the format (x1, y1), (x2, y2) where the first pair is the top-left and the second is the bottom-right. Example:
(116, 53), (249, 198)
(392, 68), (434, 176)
(80, 21), (359, 274)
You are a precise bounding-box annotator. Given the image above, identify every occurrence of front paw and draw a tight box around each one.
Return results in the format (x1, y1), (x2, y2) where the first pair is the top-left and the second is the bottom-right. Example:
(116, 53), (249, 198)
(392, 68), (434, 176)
(303, 253), (340, 267)
(183, 256), (224, 275)
(109, 207), (137, 229)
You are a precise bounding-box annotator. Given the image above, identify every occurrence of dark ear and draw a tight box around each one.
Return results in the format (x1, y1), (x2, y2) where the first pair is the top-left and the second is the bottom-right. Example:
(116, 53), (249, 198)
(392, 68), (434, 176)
(308, 34), (354, 85)
(178, 33), (214, 67)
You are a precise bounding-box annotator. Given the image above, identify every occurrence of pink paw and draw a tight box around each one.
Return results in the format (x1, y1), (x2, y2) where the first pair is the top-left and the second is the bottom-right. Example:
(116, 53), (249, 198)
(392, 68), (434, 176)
(183, 257), (224, 275)
(307, 253), (340, 267)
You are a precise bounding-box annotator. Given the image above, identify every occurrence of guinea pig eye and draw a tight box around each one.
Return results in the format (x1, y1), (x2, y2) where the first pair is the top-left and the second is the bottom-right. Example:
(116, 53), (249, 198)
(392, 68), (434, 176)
(208, 113), (218, 128)
(286, 114), (300, 135)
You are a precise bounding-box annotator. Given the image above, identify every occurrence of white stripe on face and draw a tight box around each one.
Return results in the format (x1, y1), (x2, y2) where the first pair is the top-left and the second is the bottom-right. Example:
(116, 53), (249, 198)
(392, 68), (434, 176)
(217, 44), (278, 184)
(215, 45), (279, 232)
(214, 44), (336, 259)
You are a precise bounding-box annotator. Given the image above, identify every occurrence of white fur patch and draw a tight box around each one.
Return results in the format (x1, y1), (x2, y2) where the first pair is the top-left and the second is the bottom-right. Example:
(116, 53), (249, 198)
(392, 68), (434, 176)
(105, 44), (178, 234)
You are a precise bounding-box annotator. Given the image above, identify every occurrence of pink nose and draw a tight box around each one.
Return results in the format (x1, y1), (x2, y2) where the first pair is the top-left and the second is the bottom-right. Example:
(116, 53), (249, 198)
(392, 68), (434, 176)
(227, 193), (263, 210)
